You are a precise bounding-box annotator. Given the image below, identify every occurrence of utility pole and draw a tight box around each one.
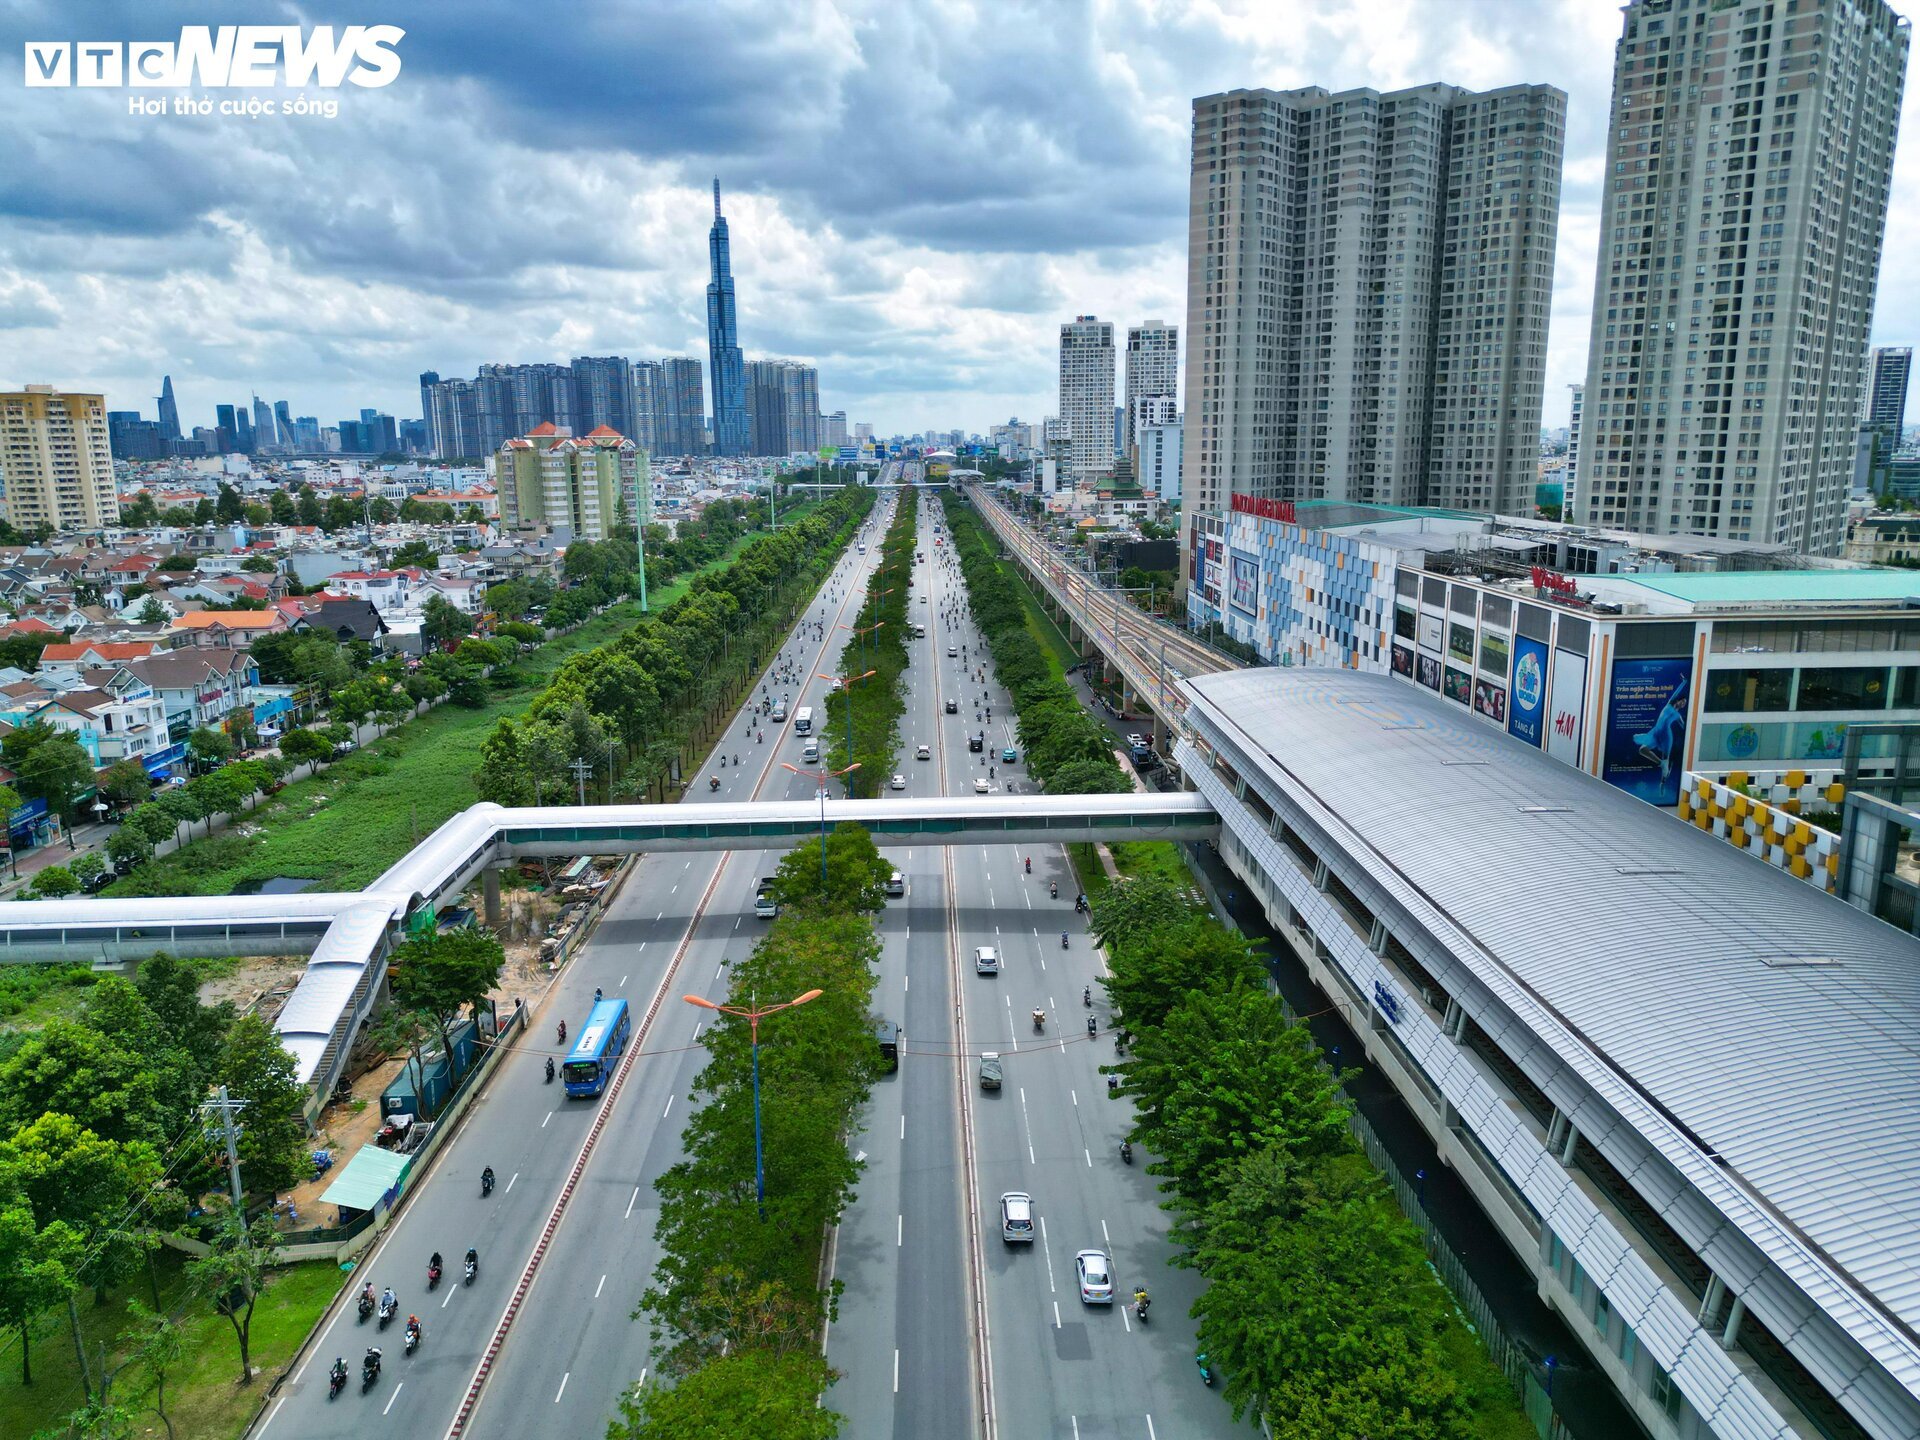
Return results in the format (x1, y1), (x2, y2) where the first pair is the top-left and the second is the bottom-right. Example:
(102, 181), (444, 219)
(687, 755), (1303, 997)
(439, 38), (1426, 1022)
(568, 757), (593, 807)
(202, 1086), (250, 1215)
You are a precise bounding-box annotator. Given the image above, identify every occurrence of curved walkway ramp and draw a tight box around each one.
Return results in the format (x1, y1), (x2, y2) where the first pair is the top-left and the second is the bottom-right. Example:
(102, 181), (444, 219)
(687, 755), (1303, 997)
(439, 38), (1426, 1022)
(0, 793), (1216, 1107)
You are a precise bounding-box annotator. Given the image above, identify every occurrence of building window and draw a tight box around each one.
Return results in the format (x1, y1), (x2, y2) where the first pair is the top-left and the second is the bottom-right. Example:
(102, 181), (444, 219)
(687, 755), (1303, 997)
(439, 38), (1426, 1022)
(1705, 666), (1791, 712)
(1796, 666), (1889, 711)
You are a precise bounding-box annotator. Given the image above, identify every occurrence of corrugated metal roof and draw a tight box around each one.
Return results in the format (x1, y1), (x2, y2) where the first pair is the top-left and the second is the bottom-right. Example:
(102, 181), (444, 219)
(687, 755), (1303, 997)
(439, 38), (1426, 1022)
(1619, 569), (1920, 605)
(1184, 668), (1920, 1373)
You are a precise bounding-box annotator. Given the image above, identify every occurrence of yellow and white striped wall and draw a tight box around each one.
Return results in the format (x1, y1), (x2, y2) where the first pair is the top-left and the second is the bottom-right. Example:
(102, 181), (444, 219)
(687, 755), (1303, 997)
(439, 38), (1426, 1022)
(1678, 770), (1842, 893)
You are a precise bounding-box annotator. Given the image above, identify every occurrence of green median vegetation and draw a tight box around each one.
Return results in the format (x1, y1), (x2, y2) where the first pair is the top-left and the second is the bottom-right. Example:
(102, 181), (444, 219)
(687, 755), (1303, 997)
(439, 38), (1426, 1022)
(1094, 876), (1531, 1439)
(941, 493), (1132, 796)
(825, 499), (914, 794)
(611, 823), (892, 1439)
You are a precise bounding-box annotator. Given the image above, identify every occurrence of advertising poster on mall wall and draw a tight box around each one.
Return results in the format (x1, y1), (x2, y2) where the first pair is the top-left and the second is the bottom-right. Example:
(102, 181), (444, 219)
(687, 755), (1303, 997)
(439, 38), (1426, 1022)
(1443, 665), (1472, 707)
(1473, 679), (1507, 725)
(1507, 636), (1548, 748)
(1417, 654), (1443, 691)
(1601, 656), (1694, 805)
(1418, 613), (1444, 653)
(1545, 649), (1587, 767)
(1228, 550), (1259, 618)
(1391, 644), (1414, 678)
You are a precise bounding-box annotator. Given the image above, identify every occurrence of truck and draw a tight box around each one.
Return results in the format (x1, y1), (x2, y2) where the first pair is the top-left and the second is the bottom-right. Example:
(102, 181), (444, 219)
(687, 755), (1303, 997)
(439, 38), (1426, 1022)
(754, 876), (779, 919)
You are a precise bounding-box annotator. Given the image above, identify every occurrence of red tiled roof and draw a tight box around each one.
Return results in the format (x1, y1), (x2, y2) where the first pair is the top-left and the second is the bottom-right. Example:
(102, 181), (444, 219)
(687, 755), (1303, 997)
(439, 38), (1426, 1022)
(0, 618), (57, 634)
(584, 425), (624, 439)
(40, 641), (162, 663)
(526, 422), (560, 438)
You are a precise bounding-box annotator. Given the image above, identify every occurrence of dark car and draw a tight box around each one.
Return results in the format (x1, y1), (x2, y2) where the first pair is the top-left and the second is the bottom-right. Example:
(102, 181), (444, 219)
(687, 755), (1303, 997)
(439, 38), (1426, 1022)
(944, 698), (958, 714)
(82, 869), (114, 894)
(968, 735), (984, 752)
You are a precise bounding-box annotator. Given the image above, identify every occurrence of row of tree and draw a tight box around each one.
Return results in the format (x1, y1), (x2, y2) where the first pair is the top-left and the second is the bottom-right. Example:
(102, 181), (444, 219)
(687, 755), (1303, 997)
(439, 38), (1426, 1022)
(940, 496), (1134, 796)
(476, 489), (875, 810)
(117, 483), (483, 535)
(1092, 876), (1522, 1438)
(611, 824), (894, 1439)
(824, 501), (914, 797)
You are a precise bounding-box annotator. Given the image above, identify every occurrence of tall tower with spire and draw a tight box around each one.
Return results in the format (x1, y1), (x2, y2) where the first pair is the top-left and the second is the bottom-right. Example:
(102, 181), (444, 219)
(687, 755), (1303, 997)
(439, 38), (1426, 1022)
(705, 179), (749, 458)
(156, 375), (181, 441)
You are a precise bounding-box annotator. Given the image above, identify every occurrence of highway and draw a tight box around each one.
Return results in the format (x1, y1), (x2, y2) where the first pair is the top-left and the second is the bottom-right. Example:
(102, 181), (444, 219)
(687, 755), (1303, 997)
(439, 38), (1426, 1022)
(254, 491), (903, 1439)
(828, 492), (1252, 1438)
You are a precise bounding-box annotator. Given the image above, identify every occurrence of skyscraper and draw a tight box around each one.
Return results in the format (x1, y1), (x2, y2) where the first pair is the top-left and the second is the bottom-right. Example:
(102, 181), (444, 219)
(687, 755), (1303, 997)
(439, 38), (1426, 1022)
(1566, 384), (1585, 516)
(1575, 0), (1908, 554)
(215, 403), (238, 453)
(0, 387), (120, 530)
(706, 180), (750, 458)
(273, 400), (294, 451)
(1059, 316), (1115, 481)
(1181, 82), (1564, 538)
(156, 375), (181, 441)
(252, 395), (276, 450)
(1867, 346), (1912, 446)
(571, 356), (636, 440)
(1124, 321), (1179, 462)
(744, 360), (821, 456)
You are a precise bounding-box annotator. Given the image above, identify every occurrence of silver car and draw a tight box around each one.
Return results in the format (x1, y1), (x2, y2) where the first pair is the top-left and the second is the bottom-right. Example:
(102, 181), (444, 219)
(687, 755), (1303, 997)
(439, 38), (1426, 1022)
(1075, 1248), (1113, 1304)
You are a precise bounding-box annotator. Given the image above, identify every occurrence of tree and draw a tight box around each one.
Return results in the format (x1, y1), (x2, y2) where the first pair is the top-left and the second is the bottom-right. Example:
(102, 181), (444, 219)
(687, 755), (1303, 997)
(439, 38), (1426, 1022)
(187, 726), (234, 771)
(215, 484), (244, 523)
(156, 555), (196, 573)
(121, 1301), (184, 1440)
(185, 1206), (282, 1385)
(98, 759), (152, 810)
(119, 493), (160, 529)
(0, 1198), (83, 1385)
(213, 1015), (308, 1196)
(268, 489), (298, 526)
(605, 1349), (841, 1440)
(1044, 757), (1133, 794)
(767, 822), (893, 916)
(4, 724), (93, 822)
(240, 555), (277, 574)
(69, 852), (106, 887)
(422, 595), (473, 650)
(486, 579), (532, 620)
(1100, 916), (1266, 1037)
(0, 1018), (170, 1146)
(105, 827), (151, 870)
(388, 927), (505, 1087)
(388, 538), (441, 569)
(278, 727), (331, 765)
(0, 631), (50, 671)
(1087, 874), (1198, 953)
(135, 952), (235, 1063)
(29, 865), (78, 898)
(130, 595), (171, 626)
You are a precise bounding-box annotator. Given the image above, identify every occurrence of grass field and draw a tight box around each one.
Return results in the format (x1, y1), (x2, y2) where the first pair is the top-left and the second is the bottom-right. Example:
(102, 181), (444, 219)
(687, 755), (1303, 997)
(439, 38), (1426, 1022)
(0, 1248), (341, 1440)
(104, 532), (773, 898)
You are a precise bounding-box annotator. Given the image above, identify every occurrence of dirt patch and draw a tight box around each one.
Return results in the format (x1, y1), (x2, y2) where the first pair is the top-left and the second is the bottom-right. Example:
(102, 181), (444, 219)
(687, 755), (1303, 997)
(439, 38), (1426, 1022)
(198, 954), (308, 1022)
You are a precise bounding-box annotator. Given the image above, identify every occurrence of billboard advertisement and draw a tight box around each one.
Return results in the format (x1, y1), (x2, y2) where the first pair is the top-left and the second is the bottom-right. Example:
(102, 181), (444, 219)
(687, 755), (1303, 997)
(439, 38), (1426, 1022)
(1545, 649), (1587, 767)
(1474, 679), (1507, 725)
(1443, 665), (1472, 707)
(1391, 644), (1414, 678)
(1417, 654), (1442, 691)
(1228, 550), (1259, 618)
(1507, 636), (1548, 748)
(1601, 656), (1694, 805)
(1418, 613), (1444, 653)
(1479, 631), (1509, 678)
(1448, 621), (1474, 663)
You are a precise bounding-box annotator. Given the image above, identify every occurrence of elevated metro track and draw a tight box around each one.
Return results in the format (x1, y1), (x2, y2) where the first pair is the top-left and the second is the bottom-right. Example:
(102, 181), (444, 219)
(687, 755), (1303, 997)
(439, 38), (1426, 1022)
(4, 793), (1216, 1110)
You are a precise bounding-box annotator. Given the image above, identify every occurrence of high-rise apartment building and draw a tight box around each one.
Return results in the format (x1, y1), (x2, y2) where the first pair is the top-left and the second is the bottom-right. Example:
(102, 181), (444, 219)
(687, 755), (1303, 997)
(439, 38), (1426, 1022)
(497, 422), (645, 541)
(707, 180), (750, 458)
(1867, 345), (1912, 443)
(631, 357), (707, 457)
(744, 360), (820, 456)
(1575, 0), (1908, 554)
(822, 411), (848, 448)
(0, 387), (119, 530)
(571, 356), (637, 441)
(1124, 321), (1179, 462)
(1139, 415), (1183, 503)
(273, 400), (294, 451)
(1059, 316), (1116, 481)
(1567, 384), (1585, 514)
(1182, 82), (1564, 541)
(156, 375), (181, 441)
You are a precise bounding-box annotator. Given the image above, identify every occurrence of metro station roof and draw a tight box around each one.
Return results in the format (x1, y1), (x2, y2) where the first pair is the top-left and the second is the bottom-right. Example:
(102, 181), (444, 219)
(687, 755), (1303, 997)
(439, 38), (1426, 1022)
(1182, 667), (1920, 1383)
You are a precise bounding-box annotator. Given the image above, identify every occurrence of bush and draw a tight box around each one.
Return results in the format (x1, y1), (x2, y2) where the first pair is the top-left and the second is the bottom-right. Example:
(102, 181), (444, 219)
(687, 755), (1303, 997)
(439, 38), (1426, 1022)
(30, 865), (78, 898)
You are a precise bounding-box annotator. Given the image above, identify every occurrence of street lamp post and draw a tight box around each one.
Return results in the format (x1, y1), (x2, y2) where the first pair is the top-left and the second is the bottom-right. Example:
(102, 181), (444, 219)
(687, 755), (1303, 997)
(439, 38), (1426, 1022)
(682, 987), (824, 1220)
(781, 761), (860, 889)
(817, 669), (875, 797)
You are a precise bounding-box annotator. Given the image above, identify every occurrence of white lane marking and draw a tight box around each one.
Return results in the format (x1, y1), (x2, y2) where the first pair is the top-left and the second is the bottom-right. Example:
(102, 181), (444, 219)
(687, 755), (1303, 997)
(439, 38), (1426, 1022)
(1071, 1089), (1078, 1107)
(257, 1398), (284, 1435)
(383, 1382), (404, 1414)
(1147, 1417), (1157, 1440)
(1085, 1149), (1092, 1167)
(671, 884), (678, 894)
(625, 1186), (640, 1219)
(655, 911), (664, 922)
(1072, 1419), (1080, 1440)
(554, 1372), (570, 1403)
(663, 1094), (675, 1119)
(1101, 1219), (1111, 1246)
(899, 1114), (906, 1140)
(504, 1172), (518, 1194)
(897, 1214), (903, 1247)
(893, 1349), (900, 1393)
(903, 973), (909, 992)
(716, 963), (725, 980)
(542, 1111), (553, 1128)
(1053, 1300), (1062, 1329)
(618, 974), (627, 988)
(639, 1368), (647, 1388)
(1121, 1305), (1132, 1334)
(1040, 1216), (1056, 1293)
(594, 1274), (606, 1299)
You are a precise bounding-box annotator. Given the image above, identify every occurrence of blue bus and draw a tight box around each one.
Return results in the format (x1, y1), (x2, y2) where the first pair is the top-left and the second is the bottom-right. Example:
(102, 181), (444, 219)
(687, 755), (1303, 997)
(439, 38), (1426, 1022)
(563, 997), (631, 1098)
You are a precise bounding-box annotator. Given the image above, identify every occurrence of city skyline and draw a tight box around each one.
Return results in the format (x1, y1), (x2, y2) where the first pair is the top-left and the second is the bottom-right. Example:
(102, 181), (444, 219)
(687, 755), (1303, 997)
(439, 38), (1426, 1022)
(7, 1), (1920, 436)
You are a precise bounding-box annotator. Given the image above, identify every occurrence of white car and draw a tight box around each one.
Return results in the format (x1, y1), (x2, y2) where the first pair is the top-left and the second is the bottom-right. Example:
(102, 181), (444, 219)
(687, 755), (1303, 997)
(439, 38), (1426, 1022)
(973, 777), (990, 794)
(947, 645), (959, 658)
(916, 744), (931, 760)
(890, 773), (906, 791)
(1076, 1249), (1114, 1304)
(1127, 733), (1147, 748)
(973, 945), (1000, 974)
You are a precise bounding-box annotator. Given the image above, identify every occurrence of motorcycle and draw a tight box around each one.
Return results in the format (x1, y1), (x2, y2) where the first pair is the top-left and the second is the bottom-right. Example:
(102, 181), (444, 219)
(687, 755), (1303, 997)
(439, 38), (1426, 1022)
(328, 1363), (347, 1400)
(481, 1171), (494, 1197)
(545, 1056), (555, 1084)
(404, 1324), (421, 1357)
(1049, 882), (1057, 899)
(361, 1355), (382, 1393)
(1032, 1010), (1045, 1034)
(356, 1292), (374, 1324)
(1121, 1141), (1133, 1165)
(377, 1296), (396, 1330)
(1061, 932), (1070, 951)
(1082, 986), (1091, 1008)
(427, 1260), (442, 1290)
(1134, 1292), (1150, 1323)
(464, 1255), (478, 1286)
(709, 776), (721, 792)
(1198, 1355), (1215, 1387)
(1087, 1016), (1097, 1038)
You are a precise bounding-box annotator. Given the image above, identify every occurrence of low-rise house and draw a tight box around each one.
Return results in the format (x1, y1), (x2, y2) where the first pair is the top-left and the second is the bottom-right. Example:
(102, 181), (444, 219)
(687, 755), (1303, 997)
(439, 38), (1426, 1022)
(169, 609), (289, 650)
(36, 640), (166, 681)
(111, 648), (259, 736)
(295, 597), (389, 646)
(326, 570), (408, 613)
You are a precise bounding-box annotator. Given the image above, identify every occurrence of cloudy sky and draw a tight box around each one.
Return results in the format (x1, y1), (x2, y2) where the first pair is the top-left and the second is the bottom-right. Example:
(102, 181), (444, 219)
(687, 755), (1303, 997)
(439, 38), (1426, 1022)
(5, 0), (1920, 438)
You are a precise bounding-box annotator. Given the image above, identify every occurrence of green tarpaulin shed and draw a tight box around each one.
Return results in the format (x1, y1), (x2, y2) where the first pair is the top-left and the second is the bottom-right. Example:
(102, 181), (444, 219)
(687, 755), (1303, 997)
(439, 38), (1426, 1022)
(317, 1144), (412, 1212)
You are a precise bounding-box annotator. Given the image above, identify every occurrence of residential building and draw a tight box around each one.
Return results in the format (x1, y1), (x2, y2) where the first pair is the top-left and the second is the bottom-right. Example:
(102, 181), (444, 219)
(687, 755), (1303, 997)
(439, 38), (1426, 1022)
(745, 360), (820, 456)
(1059, 316), (1116, 481)
(1566, 384), (1585, 516)
(1574, 0), (1909, 555)
(296, 597), (390, 646)
(115, 648), (258, 738)
(707, 179), (750, 458)
(322, 570), (409, 613)
(1180, 82), (1565, 564)
(821, 411), (848, 449)
(570, 356), (637, 441)
(1860, 346), (1913, 495)
(0, 387), (120, 530)
(496, 423), (644, 540)
(169, 609), (289, 650)
(1123, 321), (1178, 463)
(1138, 414), (1183, 504)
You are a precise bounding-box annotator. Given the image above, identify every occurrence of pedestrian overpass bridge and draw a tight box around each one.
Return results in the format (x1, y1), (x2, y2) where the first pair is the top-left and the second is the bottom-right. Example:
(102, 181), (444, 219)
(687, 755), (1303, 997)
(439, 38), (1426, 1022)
(3, 793), (1216, 1107)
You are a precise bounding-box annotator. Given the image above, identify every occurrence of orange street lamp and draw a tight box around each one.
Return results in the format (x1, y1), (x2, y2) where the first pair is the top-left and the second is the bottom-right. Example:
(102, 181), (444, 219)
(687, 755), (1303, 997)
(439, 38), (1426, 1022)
(683, 988), (825, 1218)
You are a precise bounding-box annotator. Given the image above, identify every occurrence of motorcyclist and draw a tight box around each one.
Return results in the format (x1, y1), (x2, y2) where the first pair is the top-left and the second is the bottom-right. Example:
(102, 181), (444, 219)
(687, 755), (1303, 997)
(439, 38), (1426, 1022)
(429, 1251), (442, 1278)
(557, 1020), (567, 1044)
(1031, 1007), (1045, 1031)
(1082, 985), (1091, 1007)
(380, 1285), (395, 1315)
(363, 1345), (382, 1376)
(1024, 856), (1030, 874)
(481, 1165), (495, 1195)
(1061, 931), (1069, 949)
(406, 1313), (421, 1341)
(594, 987), (603, 1003)
(330, 1356), (348, 1388)
(465, 1245), (478, 1270)
(544, 1056), (555, 1082)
